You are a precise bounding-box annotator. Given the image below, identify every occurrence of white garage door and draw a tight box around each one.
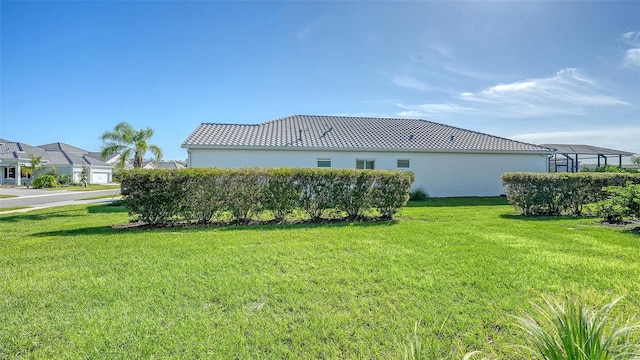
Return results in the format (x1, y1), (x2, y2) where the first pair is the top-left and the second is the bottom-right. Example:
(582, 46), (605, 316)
(91, 172), (109, 184)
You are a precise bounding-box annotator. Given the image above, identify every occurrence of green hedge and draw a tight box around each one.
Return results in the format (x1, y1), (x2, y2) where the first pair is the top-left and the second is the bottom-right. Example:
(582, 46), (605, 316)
(120, 168), (415, 226)
(501, 172), (640, 216)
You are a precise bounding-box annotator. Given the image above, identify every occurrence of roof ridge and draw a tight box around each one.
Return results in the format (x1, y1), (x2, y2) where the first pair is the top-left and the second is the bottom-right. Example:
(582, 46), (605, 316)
(183, 114), (552, 153)
(199, 122), (259, 126)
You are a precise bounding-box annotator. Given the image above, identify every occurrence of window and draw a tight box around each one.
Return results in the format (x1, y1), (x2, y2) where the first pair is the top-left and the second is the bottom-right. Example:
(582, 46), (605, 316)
(397, 159), (410, 168)
(356, 159), (375, 169)
(4, 167), (15, 178)
(317, 159), (332, 168)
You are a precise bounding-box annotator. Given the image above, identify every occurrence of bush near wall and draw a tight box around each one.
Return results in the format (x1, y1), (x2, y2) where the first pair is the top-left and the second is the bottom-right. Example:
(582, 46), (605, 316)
(501, 172), (640, 216)
(120, 168), (414, 226)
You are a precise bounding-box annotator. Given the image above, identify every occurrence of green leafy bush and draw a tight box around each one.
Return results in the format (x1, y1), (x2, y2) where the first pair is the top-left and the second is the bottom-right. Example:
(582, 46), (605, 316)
(596, 182), (640, 223)
(32, 174), (58, 188)
(57, 174), (73, 186)
(120, 168), (414, 226)
(409, 188), (429, 201)
(263, 168), (298, 221)
(371, 171), (415, 219)
(582, 165), (639, 173)
(501, 172), (640, 216)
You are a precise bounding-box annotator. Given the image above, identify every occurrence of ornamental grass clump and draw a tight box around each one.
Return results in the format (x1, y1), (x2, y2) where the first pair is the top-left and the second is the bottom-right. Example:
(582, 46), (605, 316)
(515, 297), (640, 360)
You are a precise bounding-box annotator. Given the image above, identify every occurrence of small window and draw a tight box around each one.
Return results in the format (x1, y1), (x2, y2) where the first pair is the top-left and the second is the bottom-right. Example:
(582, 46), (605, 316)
(397, 159), (410, 168)
(317, 159), (332, 168)
(356, 159), (375, 170)
(5, 167), (16, 178)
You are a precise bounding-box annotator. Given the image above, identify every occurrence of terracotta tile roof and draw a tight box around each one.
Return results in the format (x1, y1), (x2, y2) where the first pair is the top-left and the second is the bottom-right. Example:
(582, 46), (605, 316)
(183, 115), (551, 153)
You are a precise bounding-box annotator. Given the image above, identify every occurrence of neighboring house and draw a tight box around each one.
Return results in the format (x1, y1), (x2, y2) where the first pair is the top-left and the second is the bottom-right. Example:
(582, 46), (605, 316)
(542, 144), (636, 172)
(0, 140), (114, 185)
(142, 161), (186, 169)
(86, 151), (124, 168)
(182, 115), (553, 197)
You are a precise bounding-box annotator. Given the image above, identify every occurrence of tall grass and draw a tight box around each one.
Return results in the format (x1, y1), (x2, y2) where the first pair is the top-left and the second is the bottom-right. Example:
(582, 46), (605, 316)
(516, 297), (640, 359)
(402, 319), (484, 360)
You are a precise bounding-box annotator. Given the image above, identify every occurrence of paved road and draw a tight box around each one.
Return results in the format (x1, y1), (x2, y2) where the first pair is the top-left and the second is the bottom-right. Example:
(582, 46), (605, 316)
(0, 188), (121, 212)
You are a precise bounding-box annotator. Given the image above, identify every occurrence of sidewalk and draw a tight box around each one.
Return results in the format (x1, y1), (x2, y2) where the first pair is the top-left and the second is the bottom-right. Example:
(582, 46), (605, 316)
(0, 186), (122, 214)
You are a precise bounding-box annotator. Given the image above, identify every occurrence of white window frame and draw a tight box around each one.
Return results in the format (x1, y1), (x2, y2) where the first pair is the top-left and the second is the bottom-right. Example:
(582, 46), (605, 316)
(5, 167), (16, 178)
(317, 158), (332, 168)
(397, 159), (410, 168)
(356, 159), (375, 170)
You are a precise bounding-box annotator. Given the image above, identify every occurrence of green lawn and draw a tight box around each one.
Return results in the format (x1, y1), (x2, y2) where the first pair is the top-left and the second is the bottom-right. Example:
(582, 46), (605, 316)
(0, 194), (18, 199)
(0, 206), (32, 212)
(1, 198), (638, 358)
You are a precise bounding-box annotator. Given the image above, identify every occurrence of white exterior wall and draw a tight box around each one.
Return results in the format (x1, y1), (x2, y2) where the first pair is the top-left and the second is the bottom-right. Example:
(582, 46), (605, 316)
(188, 148), (548, 197)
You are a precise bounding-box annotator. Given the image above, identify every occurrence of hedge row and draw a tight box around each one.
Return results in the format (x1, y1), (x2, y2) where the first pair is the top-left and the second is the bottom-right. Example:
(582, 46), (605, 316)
(120, 168), (415, 225)
(501, 172), (640, 216)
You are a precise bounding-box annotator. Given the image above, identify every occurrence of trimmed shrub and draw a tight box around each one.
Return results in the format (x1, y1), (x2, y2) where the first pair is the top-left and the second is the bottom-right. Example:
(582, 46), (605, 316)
(263, 168), (298, 221)
(32, 174), (58, 188)
(181, 168), (226, 224)
(293, 169), (338, 221)
(120, 169), (188, 225)
(120, 168), (414, 226)
(224, 169), (267, 223)
(333, 170), (375, 220)
(596, 182), (640, 223)
(371, 171), (415, 220)
(501, 172), (640, 216)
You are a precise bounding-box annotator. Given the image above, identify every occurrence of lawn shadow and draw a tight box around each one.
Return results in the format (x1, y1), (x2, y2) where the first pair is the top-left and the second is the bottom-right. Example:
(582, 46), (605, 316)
(499, 214), (598, 222)
(0, 209), (85, 223)
(86, 203), (129, 214)
(213, 218), (399, 232)
(31, 225), (126, 237)
(408, 196), (509, 208)
(32, 212), (398, 237)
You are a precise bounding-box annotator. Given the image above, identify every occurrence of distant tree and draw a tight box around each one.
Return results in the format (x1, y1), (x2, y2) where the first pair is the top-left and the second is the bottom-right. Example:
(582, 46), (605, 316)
(100, 122), (162, 170)
(632, 154), (640, 168)
(80, 165), (89, 187)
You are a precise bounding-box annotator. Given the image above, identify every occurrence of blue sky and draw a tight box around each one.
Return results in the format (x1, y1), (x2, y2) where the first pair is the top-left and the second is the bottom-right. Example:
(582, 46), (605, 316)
(2, 1), (639, 160)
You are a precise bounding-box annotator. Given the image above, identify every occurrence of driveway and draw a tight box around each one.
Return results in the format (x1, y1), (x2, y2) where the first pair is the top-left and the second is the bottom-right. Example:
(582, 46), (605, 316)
(0, 187), (121, 213)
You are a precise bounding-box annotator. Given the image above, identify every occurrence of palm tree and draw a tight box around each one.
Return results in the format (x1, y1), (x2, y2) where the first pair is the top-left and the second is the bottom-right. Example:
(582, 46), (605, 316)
(101, 122), (162, 170)
(22, 154), (43, 177)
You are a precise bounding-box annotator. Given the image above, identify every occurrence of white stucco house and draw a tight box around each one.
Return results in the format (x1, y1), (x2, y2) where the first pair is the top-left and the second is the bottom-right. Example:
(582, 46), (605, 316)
(0, 140), (114, 185)
(182, 115), (552, 197)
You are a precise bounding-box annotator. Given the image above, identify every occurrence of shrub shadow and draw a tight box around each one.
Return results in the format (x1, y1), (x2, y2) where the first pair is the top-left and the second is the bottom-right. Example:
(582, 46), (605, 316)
(0, 209), (85, 223)
(86, 203), (128, 214)
(499, 214), (596, 221)
(32, 225), (126, 237)
(31, 214), (397, 237)
(214, 218), (398, 232)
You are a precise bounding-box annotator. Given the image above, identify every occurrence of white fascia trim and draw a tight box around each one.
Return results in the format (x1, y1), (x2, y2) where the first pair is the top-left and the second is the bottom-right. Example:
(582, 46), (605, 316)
(182, 145), (554, 155)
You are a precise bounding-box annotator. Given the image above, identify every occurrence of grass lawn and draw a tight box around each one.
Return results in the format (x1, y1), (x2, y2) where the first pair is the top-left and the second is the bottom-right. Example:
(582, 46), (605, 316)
(76, 194), (122, 201)
(0, 194), (18, 199)
(1, 197), (638, 358)
(0, 206), (32, 212)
